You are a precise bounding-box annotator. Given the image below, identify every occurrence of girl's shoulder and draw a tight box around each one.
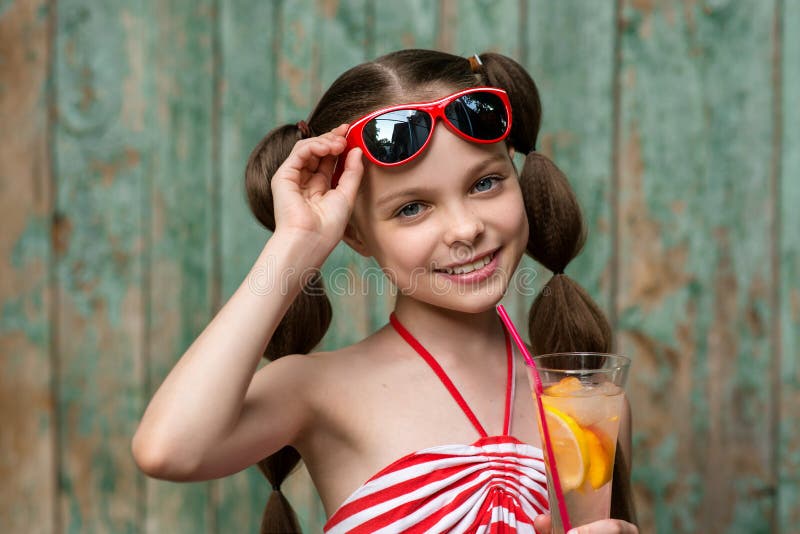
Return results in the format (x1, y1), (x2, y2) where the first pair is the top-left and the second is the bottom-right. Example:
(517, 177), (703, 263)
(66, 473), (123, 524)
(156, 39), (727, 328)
(267, 325), (396, 389)
(303, 325), (399, 376)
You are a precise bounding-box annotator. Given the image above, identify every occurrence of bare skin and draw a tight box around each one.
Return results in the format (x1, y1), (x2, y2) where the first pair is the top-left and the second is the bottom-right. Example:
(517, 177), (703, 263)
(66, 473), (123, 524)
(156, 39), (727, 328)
(132, 104), (636, 533)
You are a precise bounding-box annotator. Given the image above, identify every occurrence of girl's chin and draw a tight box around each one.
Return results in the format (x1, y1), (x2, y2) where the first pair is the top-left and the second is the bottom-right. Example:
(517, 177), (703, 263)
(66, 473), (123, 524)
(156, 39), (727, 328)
(401, 278), (510, 312)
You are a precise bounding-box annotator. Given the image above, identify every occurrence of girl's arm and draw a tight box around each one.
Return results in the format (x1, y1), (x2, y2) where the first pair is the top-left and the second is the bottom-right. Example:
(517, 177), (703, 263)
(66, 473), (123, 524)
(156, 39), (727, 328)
(131, 125), (364, 480)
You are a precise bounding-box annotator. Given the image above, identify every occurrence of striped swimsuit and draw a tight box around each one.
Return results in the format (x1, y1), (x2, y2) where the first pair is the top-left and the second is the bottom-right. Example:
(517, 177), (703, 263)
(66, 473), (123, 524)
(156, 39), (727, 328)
(323, 313), (549, 533)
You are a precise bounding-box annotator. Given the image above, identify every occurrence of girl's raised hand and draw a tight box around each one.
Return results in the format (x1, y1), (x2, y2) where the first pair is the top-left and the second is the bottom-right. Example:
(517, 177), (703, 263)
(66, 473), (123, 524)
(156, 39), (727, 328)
(270, 123), (364, 250)
(533, 514), (638, 534)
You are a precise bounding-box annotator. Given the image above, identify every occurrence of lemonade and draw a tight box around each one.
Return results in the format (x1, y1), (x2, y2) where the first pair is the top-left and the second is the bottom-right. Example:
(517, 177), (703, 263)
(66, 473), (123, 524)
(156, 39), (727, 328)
(527, 353), (630, 534)
(536, 377), (624, 529)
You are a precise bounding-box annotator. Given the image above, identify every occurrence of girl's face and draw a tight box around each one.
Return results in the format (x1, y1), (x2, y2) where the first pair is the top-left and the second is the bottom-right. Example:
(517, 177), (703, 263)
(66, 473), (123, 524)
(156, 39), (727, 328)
(345, 107), (530, 314)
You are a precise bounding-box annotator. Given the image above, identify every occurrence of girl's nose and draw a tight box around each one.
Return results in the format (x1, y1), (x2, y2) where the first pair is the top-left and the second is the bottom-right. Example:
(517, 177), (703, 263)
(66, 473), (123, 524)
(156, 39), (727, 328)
(442, 204), (485, 247)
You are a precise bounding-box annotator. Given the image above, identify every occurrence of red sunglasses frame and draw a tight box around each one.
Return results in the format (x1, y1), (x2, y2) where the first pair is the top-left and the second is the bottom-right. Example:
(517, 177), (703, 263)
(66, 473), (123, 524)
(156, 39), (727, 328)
(330, 86), (512, 187)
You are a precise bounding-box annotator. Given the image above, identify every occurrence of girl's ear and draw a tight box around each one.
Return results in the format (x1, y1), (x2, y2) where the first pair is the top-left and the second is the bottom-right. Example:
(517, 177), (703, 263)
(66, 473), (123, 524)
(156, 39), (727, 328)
(342, 221), (371, 257)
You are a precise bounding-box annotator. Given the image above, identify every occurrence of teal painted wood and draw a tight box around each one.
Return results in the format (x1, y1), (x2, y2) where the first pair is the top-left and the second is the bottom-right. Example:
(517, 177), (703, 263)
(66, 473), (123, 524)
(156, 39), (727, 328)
(216, 1), (279, 530)
(142, 0), (216, 532)
(53, 1), (148, 532)
(316, 0), (367, 95)
(779, 0), (800, 529)
(452, 0), (521, 57)
(373, 0), (438, 55)
(617, 1), (777, 532)
(0, 1), (55, 532)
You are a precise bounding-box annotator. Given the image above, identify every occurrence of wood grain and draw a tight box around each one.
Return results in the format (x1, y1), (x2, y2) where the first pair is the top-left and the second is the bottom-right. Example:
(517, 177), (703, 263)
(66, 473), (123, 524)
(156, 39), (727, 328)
(617, 1), (777, 531)
(373, 0), (437, 55)
(53, 0), (148, 531)
(0, 1), (55, 532)
(453, 0), (520, 57)
(778, 0), (800, 529)
(142, 0), (216, 532)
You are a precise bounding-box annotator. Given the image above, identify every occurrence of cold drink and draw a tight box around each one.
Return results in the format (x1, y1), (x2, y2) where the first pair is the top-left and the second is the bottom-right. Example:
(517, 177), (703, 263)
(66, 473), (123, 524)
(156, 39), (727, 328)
(527, 353), (630, 534)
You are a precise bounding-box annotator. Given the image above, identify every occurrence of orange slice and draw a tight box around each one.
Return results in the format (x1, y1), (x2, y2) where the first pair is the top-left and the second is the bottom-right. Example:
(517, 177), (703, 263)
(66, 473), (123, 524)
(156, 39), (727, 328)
(543, 405), (588, 491)
(544, 376), (583, 397)
(585, 428), (614, 489)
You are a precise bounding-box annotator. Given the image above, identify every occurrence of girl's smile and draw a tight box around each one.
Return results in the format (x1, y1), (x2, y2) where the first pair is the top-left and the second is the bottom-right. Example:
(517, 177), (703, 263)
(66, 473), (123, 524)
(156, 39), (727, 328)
(433, 246), (500, 283)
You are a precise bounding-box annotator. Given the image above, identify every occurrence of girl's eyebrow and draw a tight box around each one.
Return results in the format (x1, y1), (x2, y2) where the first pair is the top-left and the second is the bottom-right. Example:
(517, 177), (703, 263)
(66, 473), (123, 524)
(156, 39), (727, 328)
(376, 187), (431, 208)
(375, 152), (509, 208)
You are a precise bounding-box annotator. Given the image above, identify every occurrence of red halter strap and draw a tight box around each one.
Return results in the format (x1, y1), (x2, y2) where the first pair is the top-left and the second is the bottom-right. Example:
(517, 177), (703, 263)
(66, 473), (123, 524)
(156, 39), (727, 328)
(389, 312), (514, 438)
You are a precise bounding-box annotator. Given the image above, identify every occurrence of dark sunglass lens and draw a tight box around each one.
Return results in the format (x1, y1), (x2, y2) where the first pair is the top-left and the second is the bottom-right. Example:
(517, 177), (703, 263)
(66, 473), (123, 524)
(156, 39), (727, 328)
(362, 110), (433, 163)
(444, 92), (508, 140)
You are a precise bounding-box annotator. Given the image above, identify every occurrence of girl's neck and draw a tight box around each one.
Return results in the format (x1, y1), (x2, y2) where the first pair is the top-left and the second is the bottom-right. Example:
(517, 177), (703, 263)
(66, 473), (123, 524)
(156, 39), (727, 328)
(391, 295), (509, 365)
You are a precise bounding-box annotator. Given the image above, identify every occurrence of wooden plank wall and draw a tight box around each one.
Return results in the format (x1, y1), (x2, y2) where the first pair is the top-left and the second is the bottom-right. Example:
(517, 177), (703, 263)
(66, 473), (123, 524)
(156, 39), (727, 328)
(1, 0), (797, 532)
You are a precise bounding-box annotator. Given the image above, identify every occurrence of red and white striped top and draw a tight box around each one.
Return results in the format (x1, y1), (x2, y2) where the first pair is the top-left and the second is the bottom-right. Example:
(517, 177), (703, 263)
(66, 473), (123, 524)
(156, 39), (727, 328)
(323, 313), (549, 533)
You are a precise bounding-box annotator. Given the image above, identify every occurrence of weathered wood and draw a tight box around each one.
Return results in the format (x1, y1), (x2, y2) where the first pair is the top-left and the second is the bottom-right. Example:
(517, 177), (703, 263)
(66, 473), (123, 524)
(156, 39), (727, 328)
(617, 1), (777, 531)
(0, 1), (55, 532)
(452, 0), (520, 57)
(779, 0), (800, 529)
(373, 0), (437, 55)
(142, 0), (216, 532)
(53, 0), (148, 531)
(316, 0), (367, 94)
(216, 0), (279, 530)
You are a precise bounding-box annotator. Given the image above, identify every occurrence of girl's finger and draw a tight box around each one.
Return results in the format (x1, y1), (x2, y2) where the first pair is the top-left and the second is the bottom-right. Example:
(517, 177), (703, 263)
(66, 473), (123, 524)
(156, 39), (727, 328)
(533, 513), (551, 534)
(333, 147), (364, 205)
(567, 519), (638, 534)
(288, 139), (342, 173)
(316, 149), (340, 178)
(318, 125), (348, 142)
(331, 123), (349, 135)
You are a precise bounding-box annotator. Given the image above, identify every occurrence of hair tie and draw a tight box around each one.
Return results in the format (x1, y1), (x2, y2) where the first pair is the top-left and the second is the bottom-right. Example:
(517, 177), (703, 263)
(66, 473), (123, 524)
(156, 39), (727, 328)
(553, 269), (565, 276)
(468, 54), (483, 73)
(296, 120), (312, 139)
(271, 484), (281, 492)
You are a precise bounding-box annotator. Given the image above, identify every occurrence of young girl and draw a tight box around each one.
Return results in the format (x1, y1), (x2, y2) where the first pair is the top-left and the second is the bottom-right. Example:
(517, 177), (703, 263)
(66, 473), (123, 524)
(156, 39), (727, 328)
(132, 49), (638, 534)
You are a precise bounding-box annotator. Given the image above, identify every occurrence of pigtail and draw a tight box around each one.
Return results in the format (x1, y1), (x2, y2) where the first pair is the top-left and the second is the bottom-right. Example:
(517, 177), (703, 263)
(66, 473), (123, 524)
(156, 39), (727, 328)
(518, 152), (611, 353)
(244, 123), (333, 534)
(257, 448), (303, 533)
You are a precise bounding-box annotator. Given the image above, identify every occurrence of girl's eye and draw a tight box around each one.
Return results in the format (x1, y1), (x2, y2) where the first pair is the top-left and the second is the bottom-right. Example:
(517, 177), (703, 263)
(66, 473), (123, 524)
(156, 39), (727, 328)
(396, 202), (424, 218)
(473, 175), (502, 193)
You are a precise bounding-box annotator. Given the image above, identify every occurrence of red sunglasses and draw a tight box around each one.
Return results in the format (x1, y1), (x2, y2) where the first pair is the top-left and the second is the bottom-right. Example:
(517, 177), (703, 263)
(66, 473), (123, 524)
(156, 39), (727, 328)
(330, 87), (512, 187)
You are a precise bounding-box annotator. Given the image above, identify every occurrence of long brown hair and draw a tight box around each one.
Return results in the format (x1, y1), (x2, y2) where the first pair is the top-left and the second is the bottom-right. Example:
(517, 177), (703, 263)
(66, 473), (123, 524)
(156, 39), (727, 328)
(244, 49), (635, 532)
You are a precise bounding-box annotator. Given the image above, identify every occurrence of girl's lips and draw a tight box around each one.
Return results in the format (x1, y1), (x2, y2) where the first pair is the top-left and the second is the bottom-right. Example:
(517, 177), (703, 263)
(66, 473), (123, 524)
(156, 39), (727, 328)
(434, 248), (501, 284)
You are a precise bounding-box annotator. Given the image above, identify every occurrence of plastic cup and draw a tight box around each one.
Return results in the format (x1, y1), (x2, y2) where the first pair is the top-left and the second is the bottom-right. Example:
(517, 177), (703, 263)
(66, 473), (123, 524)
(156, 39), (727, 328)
(527, 353), (630, 533)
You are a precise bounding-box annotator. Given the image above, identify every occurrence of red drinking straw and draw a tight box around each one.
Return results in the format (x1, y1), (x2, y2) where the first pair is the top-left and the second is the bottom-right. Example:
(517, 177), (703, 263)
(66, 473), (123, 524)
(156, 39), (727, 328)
(496, 304), (572, 532)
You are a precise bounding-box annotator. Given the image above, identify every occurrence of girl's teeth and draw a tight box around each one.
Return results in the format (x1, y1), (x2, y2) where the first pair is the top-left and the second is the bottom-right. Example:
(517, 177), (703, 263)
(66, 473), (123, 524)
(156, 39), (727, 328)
(440, 253), (493, 275)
